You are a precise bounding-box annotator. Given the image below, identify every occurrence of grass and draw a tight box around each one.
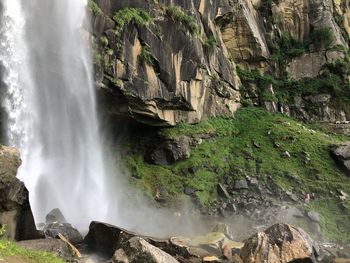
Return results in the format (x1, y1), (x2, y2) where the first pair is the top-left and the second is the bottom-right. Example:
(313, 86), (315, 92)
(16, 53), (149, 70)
(88, 0), (104, 17)
(164, 6), (199, 36)
(121, 107), (350, 242)
(113, 7), (152, 36)
(0, 239), (64, 263)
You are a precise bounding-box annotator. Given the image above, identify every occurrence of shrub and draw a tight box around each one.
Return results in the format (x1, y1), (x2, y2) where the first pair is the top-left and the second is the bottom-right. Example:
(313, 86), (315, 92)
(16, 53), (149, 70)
(203, 36), (217, 51)
(311, 27), (335, 48)
(138, 46), (156, 66)
(165, 6), (199, 36)
(113, 8), (152, 35)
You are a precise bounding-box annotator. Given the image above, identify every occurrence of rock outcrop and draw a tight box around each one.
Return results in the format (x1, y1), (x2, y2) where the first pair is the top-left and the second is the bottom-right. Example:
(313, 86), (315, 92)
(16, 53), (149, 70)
(91, 0), (240, 126)
(331, 141), (350, 176)
(89, 0), (350, 129)
(0, 145), (41, 241)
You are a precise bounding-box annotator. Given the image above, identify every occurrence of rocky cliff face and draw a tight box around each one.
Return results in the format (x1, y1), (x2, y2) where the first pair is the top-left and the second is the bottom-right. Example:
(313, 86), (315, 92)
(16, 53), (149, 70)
(89, 0), (350, 130)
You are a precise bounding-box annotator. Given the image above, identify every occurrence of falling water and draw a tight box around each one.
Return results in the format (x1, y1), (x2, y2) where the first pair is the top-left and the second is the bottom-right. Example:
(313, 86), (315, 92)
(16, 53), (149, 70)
(0, 0), (111, 227)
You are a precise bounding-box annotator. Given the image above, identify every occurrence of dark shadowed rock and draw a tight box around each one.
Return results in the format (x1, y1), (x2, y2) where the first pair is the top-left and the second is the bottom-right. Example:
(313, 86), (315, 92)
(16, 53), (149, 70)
(0, 145), (42, 241)
(44, 222), (83, 245)
(240, 223), (319, 263)
(46, 208), (67, 224)
(217, 184), (230, 199)
(112, 237), (179, 263)
(147, 137), (191, 165)
(84, 221), (137, 257)
(331, 142), (350, 176)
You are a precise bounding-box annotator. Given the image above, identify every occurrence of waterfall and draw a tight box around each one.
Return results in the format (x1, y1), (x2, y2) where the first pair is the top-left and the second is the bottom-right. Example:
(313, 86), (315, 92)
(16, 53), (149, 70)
(0, 0), (111, 228)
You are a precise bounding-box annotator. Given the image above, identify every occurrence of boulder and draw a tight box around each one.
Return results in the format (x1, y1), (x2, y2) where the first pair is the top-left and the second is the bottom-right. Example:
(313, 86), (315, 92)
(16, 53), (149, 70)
(331, 142), (350, 176)
(147, 137), (191, 165)
(44, 222), (83, 245)
(112, 237), (179, 263)
(307, 211), (321, 223)
(45, 208), (67, 224)
(240, 223), (319, 263)
(0, 145), (41, 241)
(84, 221), (137, 257)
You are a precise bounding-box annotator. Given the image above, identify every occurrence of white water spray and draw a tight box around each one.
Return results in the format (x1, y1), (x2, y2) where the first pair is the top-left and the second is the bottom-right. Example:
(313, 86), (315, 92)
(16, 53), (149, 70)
(0, 0), (112, 227)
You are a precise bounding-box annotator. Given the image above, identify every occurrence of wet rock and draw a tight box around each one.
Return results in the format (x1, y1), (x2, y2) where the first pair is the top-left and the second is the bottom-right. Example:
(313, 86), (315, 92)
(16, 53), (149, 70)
(113, 237), (179, 263)
(147, 137), (191, 165)
(46, 208), (67, 224)
(84, 221), (136, 258)
(233, 179), (249, 190)
(217, 184), (230, 199)
(241, 223), (319, 263)
(307, 211), (321, 223)
(211, 223), (233, 240)
(44, 222), (83, 245)
(0, 145), (42, 241)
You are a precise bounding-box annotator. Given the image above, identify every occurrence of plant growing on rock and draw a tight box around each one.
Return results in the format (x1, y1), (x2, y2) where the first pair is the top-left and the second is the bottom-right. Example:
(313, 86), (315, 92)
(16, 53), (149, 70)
(164, 6), (199, 36)
(113, 7), (153, 36)
(311, 27), (335, 49)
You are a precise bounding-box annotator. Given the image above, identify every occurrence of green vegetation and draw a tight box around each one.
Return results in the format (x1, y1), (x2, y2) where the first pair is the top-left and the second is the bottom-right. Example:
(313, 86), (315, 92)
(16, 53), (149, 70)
(0, 239), (64, 263)
(164, 6), (199, 36)
(113, 7), (153, 36)
(311, 27), (335, 49)
(122, 107), (350, 242)
(138, 46), (156, 66)
(238, 65), (350, 107)
(88, 0), (104, 17)
(203, 36), (217, 51)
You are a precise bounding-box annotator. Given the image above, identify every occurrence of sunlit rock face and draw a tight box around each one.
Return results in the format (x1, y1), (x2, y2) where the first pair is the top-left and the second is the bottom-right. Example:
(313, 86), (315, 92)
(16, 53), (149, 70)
(91, 0), (241, 126)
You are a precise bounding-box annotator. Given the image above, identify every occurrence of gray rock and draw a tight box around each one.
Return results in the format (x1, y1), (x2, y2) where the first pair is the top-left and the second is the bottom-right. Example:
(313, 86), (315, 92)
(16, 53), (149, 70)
(46, 208), (67, 224)
(307, 211), (321, 223)
(217, 183), (230, 199)
(233, 179), (249, 190)
(147, 137), (191, 165)
(331, 142), (350, 176)
(114, 237), (179, 263)
(44, 222), (83, 245)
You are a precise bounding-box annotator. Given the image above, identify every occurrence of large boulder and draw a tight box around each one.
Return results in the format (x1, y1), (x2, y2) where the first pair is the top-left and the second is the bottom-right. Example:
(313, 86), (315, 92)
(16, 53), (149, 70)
(240, 223), (319, 263)
(331, 142), (350, 176)
(84, 221), (137, 257)
(147, 136), (191, 165)
(0, 145), (41, 240)
(112, 237), (179, 263)
(44, 222), (83, 245)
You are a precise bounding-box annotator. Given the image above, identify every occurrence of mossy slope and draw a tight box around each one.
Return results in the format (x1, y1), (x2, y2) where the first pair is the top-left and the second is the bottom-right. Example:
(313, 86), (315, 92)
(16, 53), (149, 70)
(122, 107), (350, 242)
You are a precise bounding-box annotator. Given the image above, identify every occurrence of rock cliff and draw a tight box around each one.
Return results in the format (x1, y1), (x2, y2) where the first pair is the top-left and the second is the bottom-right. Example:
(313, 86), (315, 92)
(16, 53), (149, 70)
(89, 0), (350, 130)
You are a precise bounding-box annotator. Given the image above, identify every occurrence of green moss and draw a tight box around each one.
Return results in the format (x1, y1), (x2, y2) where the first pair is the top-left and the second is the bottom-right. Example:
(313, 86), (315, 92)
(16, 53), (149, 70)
(113, 8), (153, 36)
(88, 0), (104, 17)
(164, 6), (199, 36)
(0, 239), (64, 263)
